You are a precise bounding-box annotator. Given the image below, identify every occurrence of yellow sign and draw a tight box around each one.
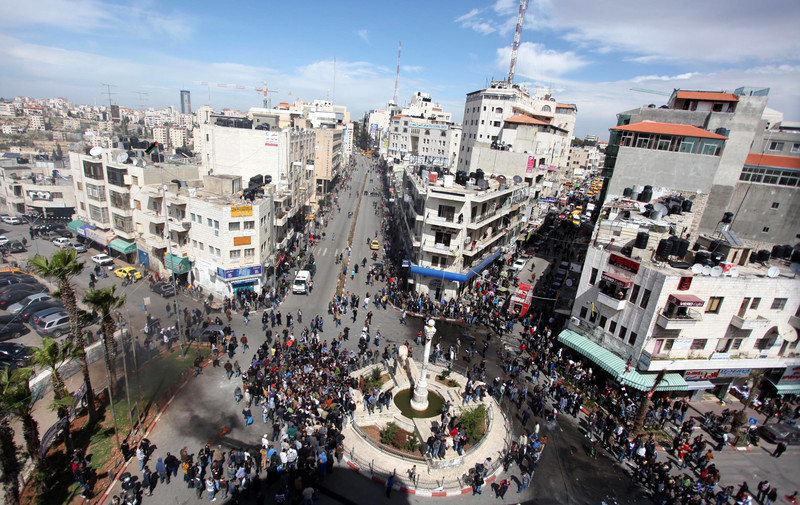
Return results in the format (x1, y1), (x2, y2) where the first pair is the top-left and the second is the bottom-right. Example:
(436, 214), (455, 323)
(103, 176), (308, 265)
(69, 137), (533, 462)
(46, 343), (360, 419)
(231, 206), (253, 217)
(233, 236), (251, 246)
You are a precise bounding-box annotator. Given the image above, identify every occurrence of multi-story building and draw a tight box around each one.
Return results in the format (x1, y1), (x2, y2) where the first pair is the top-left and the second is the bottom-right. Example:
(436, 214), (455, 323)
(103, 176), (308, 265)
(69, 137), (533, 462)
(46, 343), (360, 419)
(180, 90), (192, 115)
(568, 144), (605, 175)
(408, 92), (452, 123)
(169, 126), (188, 148)
(601, 87), (798, 244)
(153, 126), (169, 148)
(28, 115), (46, 132)
(313, 127), (343, 198)
(387, 116), (459, 170)
(398, 168), (529, 300)
(0, 164), (75, 217)
(563, 200), (800, 399)
(458, 81), (577, 173)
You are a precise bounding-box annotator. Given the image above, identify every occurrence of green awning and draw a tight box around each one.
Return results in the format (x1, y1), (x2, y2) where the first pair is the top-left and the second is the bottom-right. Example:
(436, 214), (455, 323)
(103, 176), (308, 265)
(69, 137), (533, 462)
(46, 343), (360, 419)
(558, 329), (688, 392)
(67, 219), (88, 233)
(108, 238), (136, 254)
(766, 378), (800, 395)
(164, 253), (191, 274)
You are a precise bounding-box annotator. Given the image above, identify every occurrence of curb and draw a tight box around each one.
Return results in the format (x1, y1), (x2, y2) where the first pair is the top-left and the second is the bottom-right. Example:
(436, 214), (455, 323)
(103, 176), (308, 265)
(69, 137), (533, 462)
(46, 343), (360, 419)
(342, 455), (503, 497)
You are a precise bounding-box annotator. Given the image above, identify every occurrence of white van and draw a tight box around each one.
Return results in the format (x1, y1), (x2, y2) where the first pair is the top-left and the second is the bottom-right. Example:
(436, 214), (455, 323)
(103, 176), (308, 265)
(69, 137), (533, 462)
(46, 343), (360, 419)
(292, 270), (311, 295)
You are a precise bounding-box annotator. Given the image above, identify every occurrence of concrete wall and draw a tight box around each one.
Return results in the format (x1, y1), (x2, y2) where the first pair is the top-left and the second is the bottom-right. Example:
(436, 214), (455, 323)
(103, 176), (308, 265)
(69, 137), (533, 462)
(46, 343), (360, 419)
(724, 183), (800, 243)
(606, 146), (720, 197)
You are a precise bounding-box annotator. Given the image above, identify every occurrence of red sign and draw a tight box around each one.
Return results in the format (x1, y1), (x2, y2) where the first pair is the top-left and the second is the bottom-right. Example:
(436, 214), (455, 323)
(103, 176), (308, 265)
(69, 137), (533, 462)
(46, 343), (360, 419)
(685, 370), (719, 381)
(608, 253), (640, 274)
(677, 276), (693, 291)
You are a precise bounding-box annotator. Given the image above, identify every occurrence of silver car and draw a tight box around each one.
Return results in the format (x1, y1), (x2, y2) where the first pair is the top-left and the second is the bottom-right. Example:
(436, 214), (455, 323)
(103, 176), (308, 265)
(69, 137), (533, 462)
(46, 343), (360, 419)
(7, 293), (53, 314)
(35, 311), (71, 338)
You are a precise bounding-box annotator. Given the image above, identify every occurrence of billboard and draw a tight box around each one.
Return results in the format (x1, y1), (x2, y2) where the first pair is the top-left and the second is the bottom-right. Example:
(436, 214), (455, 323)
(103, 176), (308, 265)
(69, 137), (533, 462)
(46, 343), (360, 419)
(265, 131), (279, 147)
(526, 156), (535, 174)
(231, 206), (253, 217)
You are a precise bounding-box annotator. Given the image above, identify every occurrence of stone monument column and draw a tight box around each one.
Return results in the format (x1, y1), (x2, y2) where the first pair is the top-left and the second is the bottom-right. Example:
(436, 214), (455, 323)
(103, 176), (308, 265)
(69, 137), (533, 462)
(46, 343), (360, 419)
(410, 318), (436, 411)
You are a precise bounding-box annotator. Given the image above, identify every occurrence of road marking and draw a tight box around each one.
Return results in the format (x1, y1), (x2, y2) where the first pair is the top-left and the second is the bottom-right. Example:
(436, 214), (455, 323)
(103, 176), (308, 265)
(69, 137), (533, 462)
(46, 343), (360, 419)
(322, 248), (328, 256)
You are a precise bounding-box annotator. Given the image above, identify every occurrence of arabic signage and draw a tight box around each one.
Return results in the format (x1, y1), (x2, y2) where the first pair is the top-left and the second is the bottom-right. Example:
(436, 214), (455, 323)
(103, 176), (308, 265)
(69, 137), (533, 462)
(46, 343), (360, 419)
(217, 265), (262, 279)
(608, 253), (640, 274)
(265, 132), (279, 147)
(779, 365), (800, 385)
(409, 122), (448, 130)
(526, 155), (535, 174)
(678, 276), (693, 291)
(230, 205), (253, 217)
(685, 370), (719, 381)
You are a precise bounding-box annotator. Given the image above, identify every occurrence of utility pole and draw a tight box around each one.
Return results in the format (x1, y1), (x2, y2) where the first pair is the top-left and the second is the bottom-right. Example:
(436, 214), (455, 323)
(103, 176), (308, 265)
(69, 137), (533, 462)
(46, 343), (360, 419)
(101, 83), (117, 132)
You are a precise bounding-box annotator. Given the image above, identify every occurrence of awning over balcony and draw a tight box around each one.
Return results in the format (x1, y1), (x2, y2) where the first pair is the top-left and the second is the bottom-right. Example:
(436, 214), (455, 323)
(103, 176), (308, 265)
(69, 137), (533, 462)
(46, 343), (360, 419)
(558, 330), (688, 392)
(668, 293), (705, 307)
(601, 271), (633, 288)
(686, 380), (715, 391)
(164, 253), (191, 274)
(108, 238), (136, 254)
(67, 219), (88, 234)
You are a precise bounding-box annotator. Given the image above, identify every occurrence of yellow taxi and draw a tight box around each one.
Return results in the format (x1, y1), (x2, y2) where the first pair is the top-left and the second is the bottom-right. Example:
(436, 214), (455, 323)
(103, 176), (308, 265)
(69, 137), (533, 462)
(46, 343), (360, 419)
(370, 240), (380, 250)
(114, 266), (143, 280)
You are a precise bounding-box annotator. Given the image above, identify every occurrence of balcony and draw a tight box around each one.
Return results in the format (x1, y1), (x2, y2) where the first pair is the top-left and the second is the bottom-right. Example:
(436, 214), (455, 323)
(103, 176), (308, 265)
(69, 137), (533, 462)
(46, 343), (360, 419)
(140, 209), (166, 223)
(656, 308), (702, 330)
(790, 315), (800, 331)
(730, 314), (770, 330)
(463, 231), (504, 256)
(426, 214), (462, 229)
(167, 217), (191, 232)
(596, 291), (627, 311)
(421, 240), (457, 256)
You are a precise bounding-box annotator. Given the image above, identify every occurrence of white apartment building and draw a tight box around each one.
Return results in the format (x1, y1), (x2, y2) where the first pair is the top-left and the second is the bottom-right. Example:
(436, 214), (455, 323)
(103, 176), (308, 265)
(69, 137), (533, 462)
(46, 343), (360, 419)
(28, 115), (46, 132)
(398, 168), (529, 300)
(153, 126), (169, 147)
(388, 116), (459, 170)
(169, 126), (188, 148)
(313, 127), (343, 199)
(408, 92), (452, 123)
(563, 199), (800, 399)
(0, 165), (75, 217)
(568, 144), (605, 174)
(458, 81), (577, 173)
(2, 123), (18, 135)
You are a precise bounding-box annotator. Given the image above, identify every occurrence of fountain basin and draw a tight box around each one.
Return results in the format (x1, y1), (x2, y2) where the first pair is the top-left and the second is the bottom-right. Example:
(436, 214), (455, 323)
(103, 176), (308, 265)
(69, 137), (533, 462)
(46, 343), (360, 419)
(393, 388), (444, 419)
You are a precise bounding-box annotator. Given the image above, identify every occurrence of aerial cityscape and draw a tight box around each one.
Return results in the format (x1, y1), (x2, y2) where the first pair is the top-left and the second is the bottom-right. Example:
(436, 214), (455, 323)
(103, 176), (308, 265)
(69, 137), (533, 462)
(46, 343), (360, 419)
(0, 1), (798, 505)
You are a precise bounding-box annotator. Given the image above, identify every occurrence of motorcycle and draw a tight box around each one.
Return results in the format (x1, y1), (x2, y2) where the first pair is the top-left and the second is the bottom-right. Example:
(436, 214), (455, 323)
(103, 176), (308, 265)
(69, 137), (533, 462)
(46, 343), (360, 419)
(747, 426), (760, 446)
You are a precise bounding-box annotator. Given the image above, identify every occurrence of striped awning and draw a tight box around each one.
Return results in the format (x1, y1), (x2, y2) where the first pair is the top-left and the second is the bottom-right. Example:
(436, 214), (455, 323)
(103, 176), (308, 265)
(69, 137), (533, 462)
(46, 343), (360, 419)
(558, 329), (688, 392)
(108, 238), (136, 254)
(67, 219), (88, 233)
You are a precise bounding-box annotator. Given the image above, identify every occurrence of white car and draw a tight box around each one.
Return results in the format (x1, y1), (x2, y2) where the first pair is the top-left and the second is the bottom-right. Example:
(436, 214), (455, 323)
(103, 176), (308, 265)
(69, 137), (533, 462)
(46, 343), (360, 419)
(91, 254), (114, 266)
(1, 216), (23, 225)
(0, 236), (8, 246)
(52, 237), (71, 248)
(510, 258), (528, 273)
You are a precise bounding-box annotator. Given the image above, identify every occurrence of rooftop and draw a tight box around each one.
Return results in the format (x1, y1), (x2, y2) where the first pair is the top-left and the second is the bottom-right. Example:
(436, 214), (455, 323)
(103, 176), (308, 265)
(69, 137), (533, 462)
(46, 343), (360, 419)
(505, 114), (550, 126)
(610, 121), (728, 140)
(745, 153), (800, 170)
(675, 91), (739, 102)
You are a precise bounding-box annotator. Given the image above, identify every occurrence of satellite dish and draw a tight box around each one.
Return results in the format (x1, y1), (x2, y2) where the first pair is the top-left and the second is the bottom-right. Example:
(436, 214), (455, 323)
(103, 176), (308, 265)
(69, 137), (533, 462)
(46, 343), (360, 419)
(513, 175), (523, 183)
(477, 180), (489, 190)
(691, 264), (703, 274)
(565, 278), (574, 287)
(711, 266), (723, 277)
(141, 159), (147, 168)
(767, 266), (780, 278)
(132, 158), (140, 167)
(729, 268), (739, 278)
(89, 146), (102, 157)
(116, 152), (129, 163)
(702, 265), (712, 276)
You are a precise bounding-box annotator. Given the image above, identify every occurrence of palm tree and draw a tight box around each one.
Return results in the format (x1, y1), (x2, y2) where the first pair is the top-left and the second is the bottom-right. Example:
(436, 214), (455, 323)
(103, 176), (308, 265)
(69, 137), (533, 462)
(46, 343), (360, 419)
(30, 249), (95, 421)
(83, 286), (125, 397)
(30, 337), (76, 454)
(631, 369), (667, 437)
(0, 367), (40, 461)
(0, 413), (21, 505)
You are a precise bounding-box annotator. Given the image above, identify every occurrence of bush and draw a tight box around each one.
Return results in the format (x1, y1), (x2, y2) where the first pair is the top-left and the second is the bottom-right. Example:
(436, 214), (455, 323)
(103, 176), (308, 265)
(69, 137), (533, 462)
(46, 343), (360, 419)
(438, 370), (451, 380)
(392, 429), (408, 449)
(363, 367), (383, 390)
(460, 404), (487, 445)
(381, 422), (400, 445)
(404, 432), (420, 452)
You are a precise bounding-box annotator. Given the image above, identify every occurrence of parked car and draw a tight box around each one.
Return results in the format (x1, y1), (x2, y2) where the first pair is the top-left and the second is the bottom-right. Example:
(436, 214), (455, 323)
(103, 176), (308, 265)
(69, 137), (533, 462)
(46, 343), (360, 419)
(150, 282), (176, 297)
(31, 306), (66, 326)
(191, 325), (225, 344)
(510, 258), (527, 273)
(35, 311), (71, 338)
(303, 262), (317, 278)
(69, 242), (87, 253)
(20, 300), (63, 322)
(0, 275), (39, 289)
(0, 236), (8, 246)
(52, 237), (71, 248)
(759, 423), (800, 445)
(7, 293), (53, 314)
(0, 343), (33, 366)
(0, 322), (29, 342)
(114, 267), (142, 280)
(91, 254), (114, 266)
(0, 286), (48, 309)
(8, 240), (26, 253)
(1, 216), (23, 225)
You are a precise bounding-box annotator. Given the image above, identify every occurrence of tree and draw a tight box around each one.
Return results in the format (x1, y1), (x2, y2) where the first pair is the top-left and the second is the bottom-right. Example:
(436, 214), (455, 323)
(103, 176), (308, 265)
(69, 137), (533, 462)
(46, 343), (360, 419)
(0, 367), (40, 461)
(0, 414), (21, 505)
(731, 370), (763, 446)
(631, 369), (666, 437)
(83, 286), (125, 396)
(30, 337), (76, 454)
(30, 250), (95, 420)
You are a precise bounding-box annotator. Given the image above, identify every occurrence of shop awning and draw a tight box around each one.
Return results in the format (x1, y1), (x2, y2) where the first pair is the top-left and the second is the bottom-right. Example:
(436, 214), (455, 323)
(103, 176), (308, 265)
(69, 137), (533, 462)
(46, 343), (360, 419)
(164, 253), (191, 274)
(67, 219), (88, 233)
(686, 380), (715, 391)
(601, 271), (633, 288)
(765, 377), (800, 395)
(668, 293), (705, 308)
(558, 330), (688, 392)
(108, 238), (136, 254)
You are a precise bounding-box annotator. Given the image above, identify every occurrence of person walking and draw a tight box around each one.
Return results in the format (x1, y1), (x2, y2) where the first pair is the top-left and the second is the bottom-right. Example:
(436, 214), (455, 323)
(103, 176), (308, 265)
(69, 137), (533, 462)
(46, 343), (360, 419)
(472, 473), (484, 495)
(773, 441), (787, 457)
(518, 472), (531, 493)
(386, 472), (394, 498)
(497, 478), (510, 499)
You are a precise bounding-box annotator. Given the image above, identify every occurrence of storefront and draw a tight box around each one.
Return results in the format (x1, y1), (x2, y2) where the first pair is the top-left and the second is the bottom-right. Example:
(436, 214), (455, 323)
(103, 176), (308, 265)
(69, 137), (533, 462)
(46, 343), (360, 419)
(217, 266), (262, 295)
(164, 253), (192, 284)
(108, 237), (137, 263)
(78, 225), (113, 251)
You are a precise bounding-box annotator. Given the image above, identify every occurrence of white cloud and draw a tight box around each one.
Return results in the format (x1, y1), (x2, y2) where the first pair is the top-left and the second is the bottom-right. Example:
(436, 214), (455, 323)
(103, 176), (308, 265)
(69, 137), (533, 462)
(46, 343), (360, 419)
(496, 42), (588, 80)
(455, 8), (497, 35)
(631, 73), (696, 83)
(356, 29), (369, 44)
(455, 9), (480, 23)
(401, 65), (423, 73)
(493, 0), (517, 15)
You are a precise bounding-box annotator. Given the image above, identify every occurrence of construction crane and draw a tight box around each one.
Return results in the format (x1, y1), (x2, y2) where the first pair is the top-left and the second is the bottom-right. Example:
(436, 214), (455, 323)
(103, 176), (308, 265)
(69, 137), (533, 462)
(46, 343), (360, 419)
(393, 41), (402, 104)
(507, 0), (528, 84)
(198, 81), (280, 108)
(629, 87), (671, 96)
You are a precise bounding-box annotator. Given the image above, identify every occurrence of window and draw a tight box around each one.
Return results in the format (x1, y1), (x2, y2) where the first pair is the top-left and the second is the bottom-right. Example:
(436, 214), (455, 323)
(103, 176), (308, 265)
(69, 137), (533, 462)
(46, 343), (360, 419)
(629, 284), (641, 304)
(589, 268), (598, 285)
(207, 218), (212, 227)
(190, 213), (196, 222)
(706, 297), (723, 313)
(768, 141), (784, 151)
(192, 240), (197, 247)
(244, 248), (255, 258)
(640, 289), (651, 309)
(77, 182), (83, 190)
(628, 332), (638, 345)
(618, 326), (627, 340)
(609, 320), (617, 333)
(198, 242), (204, 251)
(762, 226), (770, 233)
(230, 250), (241, 259)
(599, 315), (608, 328)
(691, 339), (707, 350)
(751, 298), (761, 309)
(214, 220), (219, 229)
(82, 160), (103, 180)
(106, 166), (128, 187)
(771, 202), (780, 209)
(771, 298), (787, 310)
(244, 221), (255, 229)
(109, 190), (128, 210)
(589, 310), (598, 323)
(86, 183), (106, 202)
(434, 231), (451, 247)
(130, 176), (139, 186)
(579, 306), (588, 319)
(112, 213), (133, 232)
(88, 204), (109, 224)
(792, 143), (800, 153)
(229, 222), (241, 231)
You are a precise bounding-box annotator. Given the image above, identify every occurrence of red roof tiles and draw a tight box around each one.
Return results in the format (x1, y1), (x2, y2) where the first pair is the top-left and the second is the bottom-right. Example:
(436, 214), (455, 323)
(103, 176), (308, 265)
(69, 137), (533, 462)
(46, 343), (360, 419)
(610, 121), (728, 139)
(676, 91), (739, 102)
(745, 153), (800, 170)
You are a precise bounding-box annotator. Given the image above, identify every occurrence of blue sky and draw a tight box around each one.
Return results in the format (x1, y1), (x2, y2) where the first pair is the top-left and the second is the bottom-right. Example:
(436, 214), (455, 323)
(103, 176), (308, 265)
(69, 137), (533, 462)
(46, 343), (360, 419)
(0, 0), (798, 138)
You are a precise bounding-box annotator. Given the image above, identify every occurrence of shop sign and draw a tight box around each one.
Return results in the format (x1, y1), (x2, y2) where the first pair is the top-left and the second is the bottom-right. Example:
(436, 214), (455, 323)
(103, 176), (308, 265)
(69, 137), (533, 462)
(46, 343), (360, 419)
(608, 253), (640, 274)
(718, 369), (751, 378)
(779, 365), (800, 385)
(526, 156), (535, 174)
(265, 132), (279, 147)
(231, 206), (253, 217)
(638, 351), (652, 369)
(677, 276), (693, 290)
(710, 352), (730, 360)
(685, 370), (719, 381)
(217, 265), (262, 279)
(672, 338), (693, 351)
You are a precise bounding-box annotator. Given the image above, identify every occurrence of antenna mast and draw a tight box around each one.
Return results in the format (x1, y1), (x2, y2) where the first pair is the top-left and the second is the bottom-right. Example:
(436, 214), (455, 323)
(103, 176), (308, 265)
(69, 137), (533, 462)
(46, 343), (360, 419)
(507, 0), (528, 84)
(393, 41), (402, 103)
(333, 57), (336, 103)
